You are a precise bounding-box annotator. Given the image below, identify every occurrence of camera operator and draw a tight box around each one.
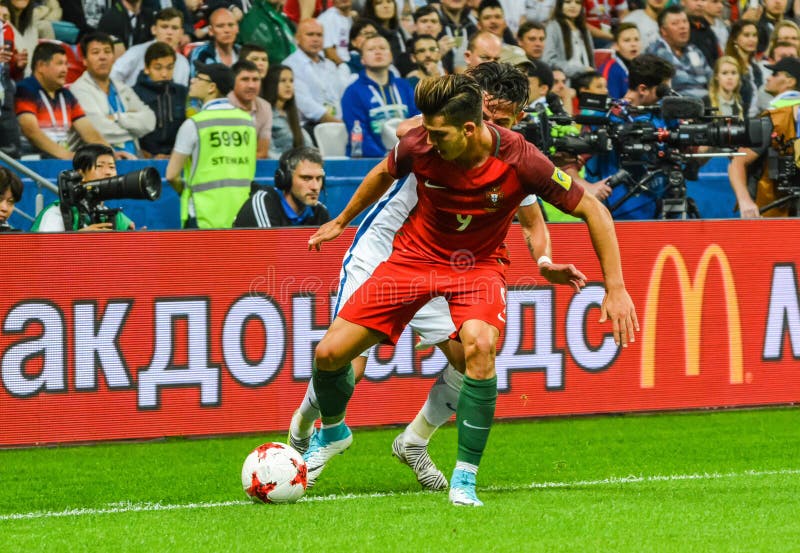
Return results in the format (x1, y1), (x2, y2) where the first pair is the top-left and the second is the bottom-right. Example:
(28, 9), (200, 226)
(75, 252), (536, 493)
(31, 144), (136, 232)
(586, 54), (677, 219)
(728, 56), (800, 218)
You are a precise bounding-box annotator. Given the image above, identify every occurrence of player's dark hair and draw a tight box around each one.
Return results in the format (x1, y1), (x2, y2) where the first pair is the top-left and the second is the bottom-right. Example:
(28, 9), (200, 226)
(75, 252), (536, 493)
(79, 32), (115, 58)
(517, 20), (546, 41)
(628, 54), (675, 90)
(0, 167), (23, 203)
(32, 41), (67, 69)
(467, 62), (529, 112)
(73, 143), (115, 174)
(415, 74), (483, 127)
(144, 41), (176, 66)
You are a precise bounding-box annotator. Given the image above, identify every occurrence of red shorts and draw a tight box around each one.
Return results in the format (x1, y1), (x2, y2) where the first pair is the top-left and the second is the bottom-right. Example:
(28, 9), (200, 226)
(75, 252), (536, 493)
(337, 253), (508, 344)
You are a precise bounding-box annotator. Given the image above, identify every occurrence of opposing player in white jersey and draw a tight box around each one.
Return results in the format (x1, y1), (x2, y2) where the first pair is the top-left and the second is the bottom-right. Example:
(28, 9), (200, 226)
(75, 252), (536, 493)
(289, 62), (587, 490)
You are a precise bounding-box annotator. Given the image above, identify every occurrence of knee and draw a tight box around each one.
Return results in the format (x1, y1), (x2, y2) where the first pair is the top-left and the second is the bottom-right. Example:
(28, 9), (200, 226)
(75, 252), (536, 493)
(314, 340), (340, 372)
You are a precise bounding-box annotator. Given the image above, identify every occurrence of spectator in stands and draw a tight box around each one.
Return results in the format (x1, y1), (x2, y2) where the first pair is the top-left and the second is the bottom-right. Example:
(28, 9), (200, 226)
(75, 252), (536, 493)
(111, 8), (190, 87)
(551, 66), (575, 115)
(413, 5), (454, 67)
(241, 43), (270, 80)
(767, 20), (800, 57)
(584, 0), (629, 47)
(59, 0), (94, 41)
(319, 0), (354, 66)
(706, 56), (743, 118)
(0, 15), (22, 157)
(756, 0), (787, 55)
(726, 19), (762, 117)
(341, 33), (417, 157)
(685, 0), (720, 67)
(166, 62), (256, 228)
(759, 33), (800, 111)
(703, 0), (728, 51)
(283, 18), (349, 124)
(405, 34), (445, 87)
(33, 0), (60, 39)
(572, 69), (607, 96)
(437, 0), (478, 73)
(239, 0), (296, 65)
(543, 0), (595, 79)
(525, 0), (555, 24)
(0, 166), (22, 230)
(729, 56), (800, 218)
(476, 0), (517, 46)
(463, 31), (502, 68)
(522, 56), (553, 107)
(1, 0), (48, 76)
(190, 6), (240, 74)
(70, 32), (155, 158)
(31, 143), (137, 231)
(622, 0), (665, 52)
(283, 0), (326, 24)
(361, 0), (410, 68)
(599, 22), (641, 99)
(264, 64), (313, 158)
(233, 145), (329, 227)
(228, 59), (271, 158)
(647, 5), (711, 99)
(517, 21), (546, 62)
(134, 41), (188, 158)
(15, 42), (109, 159)
(345, 17), (379, 74)
(97, 0), (154, 50)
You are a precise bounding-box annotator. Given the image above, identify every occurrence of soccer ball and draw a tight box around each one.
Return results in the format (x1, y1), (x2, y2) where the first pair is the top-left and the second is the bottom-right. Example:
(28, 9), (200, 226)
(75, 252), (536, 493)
(241, 442), (308, 504)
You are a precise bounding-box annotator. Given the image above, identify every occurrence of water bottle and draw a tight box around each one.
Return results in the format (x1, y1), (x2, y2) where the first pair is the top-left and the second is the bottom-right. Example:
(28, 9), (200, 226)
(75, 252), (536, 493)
(350, 120), (363, 158)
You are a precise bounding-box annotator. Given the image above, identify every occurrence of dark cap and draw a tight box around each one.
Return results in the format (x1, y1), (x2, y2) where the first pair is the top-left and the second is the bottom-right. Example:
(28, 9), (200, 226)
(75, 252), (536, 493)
(526, 58), (554, 90)
(766, 56), (800, 85)
(194, 62), (235, 95)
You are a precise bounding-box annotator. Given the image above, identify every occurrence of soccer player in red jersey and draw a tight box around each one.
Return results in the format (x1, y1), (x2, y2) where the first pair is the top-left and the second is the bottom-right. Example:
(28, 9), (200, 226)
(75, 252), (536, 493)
(304, 74), (639, 506)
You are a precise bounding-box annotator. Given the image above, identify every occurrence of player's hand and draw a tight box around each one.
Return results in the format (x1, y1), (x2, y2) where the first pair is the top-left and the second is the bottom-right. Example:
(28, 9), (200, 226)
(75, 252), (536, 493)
(539, 262), (587, 292)
(599, 287), (639, 348)
(738, 197), (760, 219)
(308, 219), (346, 251)
(79, 222), (114, 232)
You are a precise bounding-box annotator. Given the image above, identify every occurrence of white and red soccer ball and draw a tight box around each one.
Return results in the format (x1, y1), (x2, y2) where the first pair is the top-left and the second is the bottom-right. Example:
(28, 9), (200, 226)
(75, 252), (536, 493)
(241, 442), (307, 504)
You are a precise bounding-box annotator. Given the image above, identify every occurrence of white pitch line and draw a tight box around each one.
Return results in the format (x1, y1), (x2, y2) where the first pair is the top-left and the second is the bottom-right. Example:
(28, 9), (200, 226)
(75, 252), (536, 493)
(2, 468), (798, 522)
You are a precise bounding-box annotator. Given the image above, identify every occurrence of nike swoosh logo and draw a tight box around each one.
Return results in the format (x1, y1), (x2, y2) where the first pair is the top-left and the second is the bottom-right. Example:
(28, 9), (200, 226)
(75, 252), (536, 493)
(462, 420), (490, 430)
(424, 180), (447, 189)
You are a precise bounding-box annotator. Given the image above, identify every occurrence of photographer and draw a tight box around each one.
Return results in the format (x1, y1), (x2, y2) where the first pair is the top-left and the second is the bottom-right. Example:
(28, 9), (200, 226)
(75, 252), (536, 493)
(31, 144), (136, 232)
(728, 57), (800, 218)
(0, 167), (23, 231)
(586, 54), (677, 219)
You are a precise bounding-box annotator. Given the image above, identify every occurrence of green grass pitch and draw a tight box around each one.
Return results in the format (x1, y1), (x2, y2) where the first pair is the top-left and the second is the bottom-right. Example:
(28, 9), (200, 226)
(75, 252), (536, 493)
(1, 408), (798, 552)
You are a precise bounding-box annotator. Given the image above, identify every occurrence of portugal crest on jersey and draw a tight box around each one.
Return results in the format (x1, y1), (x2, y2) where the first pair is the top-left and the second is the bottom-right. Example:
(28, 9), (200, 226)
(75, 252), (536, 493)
(552, 168), (572, 190)
(485, 186), (504, 212)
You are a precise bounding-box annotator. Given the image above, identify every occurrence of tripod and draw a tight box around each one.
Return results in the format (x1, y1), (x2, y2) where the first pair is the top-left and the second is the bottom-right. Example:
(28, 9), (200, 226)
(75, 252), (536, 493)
(607, 165), (701, 219)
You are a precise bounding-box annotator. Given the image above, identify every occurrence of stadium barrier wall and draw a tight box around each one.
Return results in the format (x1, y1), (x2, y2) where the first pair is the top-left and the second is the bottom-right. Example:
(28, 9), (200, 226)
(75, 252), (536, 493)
(1, 220), (799, 446)
(8, 158), (736, 231)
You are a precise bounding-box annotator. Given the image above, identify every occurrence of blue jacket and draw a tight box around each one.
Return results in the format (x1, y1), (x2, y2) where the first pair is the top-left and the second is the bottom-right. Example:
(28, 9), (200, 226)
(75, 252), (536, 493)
(341, 71), (419, 157)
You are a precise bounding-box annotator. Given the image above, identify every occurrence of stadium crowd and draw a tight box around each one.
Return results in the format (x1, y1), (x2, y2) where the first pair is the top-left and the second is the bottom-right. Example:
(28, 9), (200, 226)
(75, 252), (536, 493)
(0, 0), (799, 231)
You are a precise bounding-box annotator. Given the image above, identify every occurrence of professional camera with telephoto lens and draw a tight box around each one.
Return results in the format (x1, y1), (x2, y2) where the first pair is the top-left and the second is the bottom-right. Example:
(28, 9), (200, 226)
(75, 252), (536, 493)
(57, 167), (162, 229)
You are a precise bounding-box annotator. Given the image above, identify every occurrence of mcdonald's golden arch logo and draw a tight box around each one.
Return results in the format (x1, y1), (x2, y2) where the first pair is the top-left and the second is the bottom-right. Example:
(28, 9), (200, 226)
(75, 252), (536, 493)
(641, 244), (743, 388)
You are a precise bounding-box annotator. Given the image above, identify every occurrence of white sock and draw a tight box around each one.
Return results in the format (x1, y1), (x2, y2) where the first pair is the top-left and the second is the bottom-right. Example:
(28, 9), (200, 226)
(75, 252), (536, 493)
(294, 381), (320, 434)
(455, 461), (478, 475)
(419, 363), (463, 428)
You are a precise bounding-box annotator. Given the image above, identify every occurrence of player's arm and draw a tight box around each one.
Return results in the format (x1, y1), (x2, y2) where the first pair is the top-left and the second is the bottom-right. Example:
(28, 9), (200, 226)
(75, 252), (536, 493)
(570, 191), (638, 347)
(308, 157), (395, 250)
(728, 147), (761, 218)
(517, 202), (586, 292)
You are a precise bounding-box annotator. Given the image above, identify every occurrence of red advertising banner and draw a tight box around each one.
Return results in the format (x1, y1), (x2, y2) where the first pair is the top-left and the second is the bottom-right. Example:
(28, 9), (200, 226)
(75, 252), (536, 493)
(1, 220), (799, 446)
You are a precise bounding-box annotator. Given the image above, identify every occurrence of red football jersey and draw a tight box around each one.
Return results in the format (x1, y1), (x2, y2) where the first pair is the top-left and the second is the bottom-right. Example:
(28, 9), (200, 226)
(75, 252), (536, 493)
(386, 122), (584, 264)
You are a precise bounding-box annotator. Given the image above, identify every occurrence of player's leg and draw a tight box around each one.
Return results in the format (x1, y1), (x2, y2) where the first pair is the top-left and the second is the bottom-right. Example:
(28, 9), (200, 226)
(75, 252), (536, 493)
(450, 319), (499, 507)
(303, 318), (384, 487)
(393, 338), (464, 491)
(289, 355), (368, 454)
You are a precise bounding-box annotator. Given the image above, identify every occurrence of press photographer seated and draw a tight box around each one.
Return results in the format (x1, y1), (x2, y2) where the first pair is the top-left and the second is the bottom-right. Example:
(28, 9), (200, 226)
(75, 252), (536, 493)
(31, 144), (144, 232)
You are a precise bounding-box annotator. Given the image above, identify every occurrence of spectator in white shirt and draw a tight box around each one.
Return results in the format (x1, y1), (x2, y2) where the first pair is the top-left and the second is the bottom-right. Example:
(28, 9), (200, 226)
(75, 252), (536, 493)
(283, 18), (349, 124)
(318, 0), (355, 66)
